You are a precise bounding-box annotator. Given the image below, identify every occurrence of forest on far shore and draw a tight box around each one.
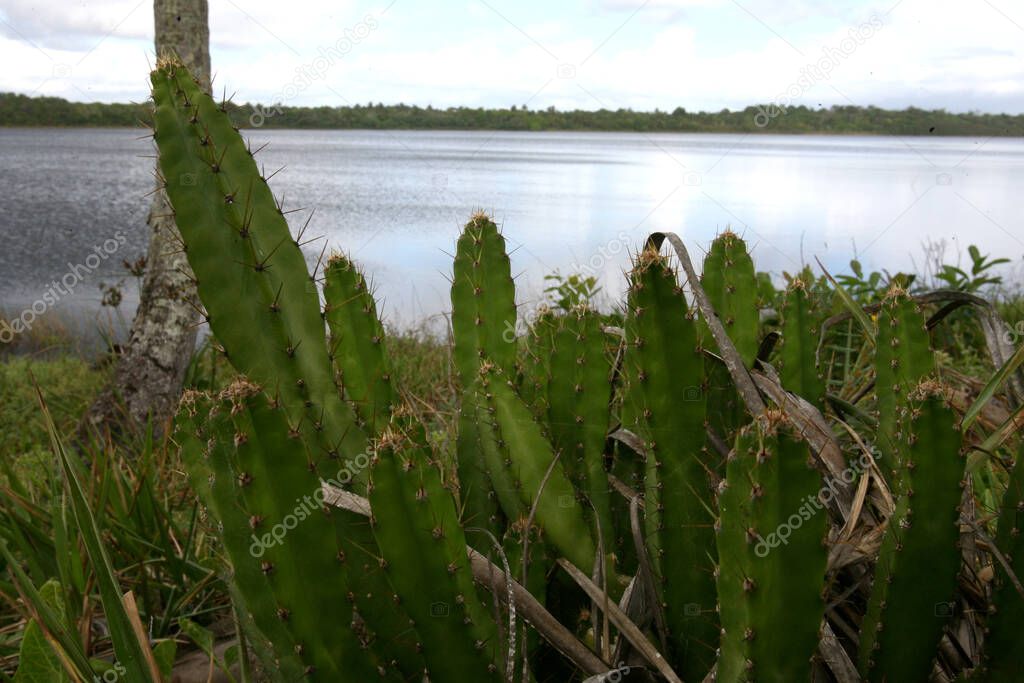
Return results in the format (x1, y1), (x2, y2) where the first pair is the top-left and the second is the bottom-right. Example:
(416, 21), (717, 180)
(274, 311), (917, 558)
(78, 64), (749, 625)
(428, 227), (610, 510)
(3, 91), (1024, 135)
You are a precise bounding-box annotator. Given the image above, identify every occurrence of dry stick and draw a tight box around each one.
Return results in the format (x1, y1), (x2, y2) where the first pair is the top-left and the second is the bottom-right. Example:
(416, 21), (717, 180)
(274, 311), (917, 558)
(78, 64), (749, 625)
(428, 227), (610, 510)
(321, 484), (609, 677)
(556, 558), (684, 683)
(588, 502), (612, 664)
(645, 231), (766, 416)
(819, 622), (860, 683)
(122, 591), (163, 683)
(630, 495), (669, 655)
(470, 550), (608, 677)
(468, 527), (518, 683)
(611, 575), (644, 668)
(961, 516), (1024, 600)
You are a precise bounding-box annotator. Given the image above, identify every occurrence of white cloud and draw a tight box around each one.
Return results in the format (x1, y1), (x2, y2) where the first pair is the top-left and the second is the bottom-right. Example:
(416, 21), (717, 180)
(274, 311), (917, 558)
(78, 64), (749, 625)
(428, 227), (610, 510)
(2, 0), (1023, 113)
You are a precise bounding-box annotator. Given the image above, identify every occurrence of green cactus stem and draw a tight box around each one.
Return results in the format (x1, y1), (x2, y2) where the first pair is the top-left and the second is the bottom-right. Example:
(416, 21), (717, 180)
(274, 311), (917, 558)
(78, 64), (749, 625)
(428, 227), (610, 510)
(369, 427), (500, 680)
(715, 410), (829, 683)
(623, 247), (718, 679)
(858, 381), (965, 682)
(548, 306), (614, 554)
(475, 362), (597, 574)
(323, 252), (394, 434)
(779, 277), (826, 406)
(151, 59), (367, 484)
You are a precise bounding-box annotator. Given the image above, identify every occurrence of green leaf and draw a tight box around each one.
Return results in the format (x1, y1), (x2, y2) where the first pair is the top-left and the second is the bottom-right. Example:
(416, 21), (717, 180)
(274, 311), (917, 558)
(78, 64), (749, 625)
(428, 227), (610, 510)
(177, 618), (215, 658)
(1, 542), (94, 677)
(14, 580), (70, 683)
(153, 640), (178, 680)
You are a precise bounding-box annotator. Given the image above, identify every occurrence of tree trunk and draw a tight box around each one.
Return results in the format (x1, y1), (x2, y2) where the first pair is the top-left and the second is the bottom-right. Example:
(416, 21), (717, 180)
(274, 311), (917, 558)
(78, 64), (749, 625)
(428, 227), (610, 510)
(82, 0), (210, 438)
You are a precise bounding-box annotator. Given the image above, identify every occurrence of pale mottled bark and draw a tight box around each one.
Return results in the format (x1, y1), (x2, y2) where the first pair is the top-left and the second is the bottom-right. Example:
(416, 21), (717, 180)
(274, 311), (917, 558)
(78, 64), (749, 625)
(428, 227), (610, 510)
(83, 0), (209, 437)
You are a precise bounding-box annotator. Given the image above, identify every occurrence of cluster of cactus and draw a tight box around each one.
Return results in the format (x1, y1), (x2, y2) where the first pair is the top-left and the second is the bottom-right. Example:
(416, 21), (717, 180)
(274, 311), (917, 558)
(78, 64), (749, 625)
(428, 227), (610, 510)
(155, 58), (1024, 681)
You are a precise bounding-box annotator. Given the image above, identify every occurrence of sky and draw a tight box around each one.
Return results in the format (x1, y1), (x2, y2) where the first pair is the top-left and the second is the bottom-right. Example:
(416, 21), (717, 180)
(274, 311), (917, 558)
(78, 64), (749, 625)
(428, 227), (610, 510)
(2, 0), (1024, 113)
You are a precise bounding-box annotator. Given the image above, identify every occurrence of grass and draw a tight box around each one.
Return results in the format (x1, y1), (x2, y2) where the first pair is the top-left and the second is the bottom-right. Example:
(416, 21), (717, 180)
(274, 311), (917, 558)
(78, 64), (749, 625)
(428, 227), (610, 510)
(0, 321), (460, 677)
(0, 355), (107, 485)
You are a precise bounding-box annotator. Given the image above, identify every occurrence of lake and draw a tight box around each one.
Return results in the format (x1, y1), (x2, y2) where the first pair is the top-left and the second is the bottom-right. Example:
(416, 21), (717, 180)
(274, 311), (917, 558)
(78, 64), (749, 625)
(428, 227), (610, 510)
(1, 128), (1022, 342)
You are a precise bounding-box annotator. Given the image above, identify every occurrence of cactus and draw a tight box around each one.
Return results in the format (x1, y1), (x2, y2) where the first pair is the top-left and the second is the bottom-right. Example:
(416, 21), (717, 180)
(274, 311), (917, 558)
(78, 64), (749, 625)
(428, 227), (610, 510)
(475, 362), (597, 573)
(548, 306), (614, 553)
(323, 253), (394, 434)
(701, 232), (760, 452)
(778, 278), (826, 405)
(701, 230), (760, 367)
(368, 427), (500, 680)
(176, 382), (379, 680)
(874, 285), (935, 468)
(518, 307), (559, 418)
(715, 410), (829, 683)
(151, 59), (367, 485)
(858, 382), (965, 682)
(451, 213), (518, 535)
(151, 58), (1024, 682)
(450, 213), (517, 382)
(623, 247), (718, 678)
(977, 442), (1024, 681)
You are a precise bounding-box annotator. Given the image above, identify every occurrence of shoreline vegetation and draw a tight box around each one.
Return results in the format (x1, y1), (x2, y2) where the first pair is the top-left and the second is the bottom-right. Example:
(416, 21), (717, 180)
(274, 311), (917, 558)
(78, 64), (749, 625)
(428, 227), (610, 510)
(4, 91), (1024, 135)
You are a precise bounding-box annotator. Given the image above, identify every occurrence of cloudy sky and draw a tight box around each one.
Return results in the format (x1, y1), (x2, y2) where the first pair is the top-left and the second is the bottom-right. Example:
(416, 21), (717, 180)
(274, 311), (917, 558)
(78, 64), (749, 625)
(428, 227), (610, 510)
(2, 0), (1023, 113)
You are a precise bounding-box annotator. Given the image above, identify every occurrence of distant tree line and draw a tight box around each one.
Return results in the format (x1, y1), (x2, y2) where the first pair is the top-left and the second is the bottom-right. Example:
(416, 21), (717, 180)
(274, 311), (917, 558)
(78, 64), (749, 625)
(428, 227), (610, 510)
(3, 91), (1024, 136)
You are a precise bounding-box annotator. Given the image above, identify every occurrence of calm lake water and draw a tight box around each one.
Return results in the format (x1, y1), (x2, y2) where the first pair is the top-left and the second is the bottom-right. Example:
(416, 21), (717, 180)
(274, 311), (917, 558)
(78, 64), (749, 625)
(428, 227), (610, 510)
(1, 128), (1022, 341)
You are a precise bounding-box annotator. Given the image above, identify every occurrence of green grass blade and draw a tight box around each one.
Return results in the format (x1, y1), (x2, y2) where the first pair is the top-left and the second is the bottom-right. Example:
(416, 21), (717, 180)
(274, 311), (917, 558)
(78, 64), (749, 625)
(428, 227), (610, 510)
(32, 384), (158, 683)
(816, 256), (876, 347)
(963, 341), (1024, 430)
